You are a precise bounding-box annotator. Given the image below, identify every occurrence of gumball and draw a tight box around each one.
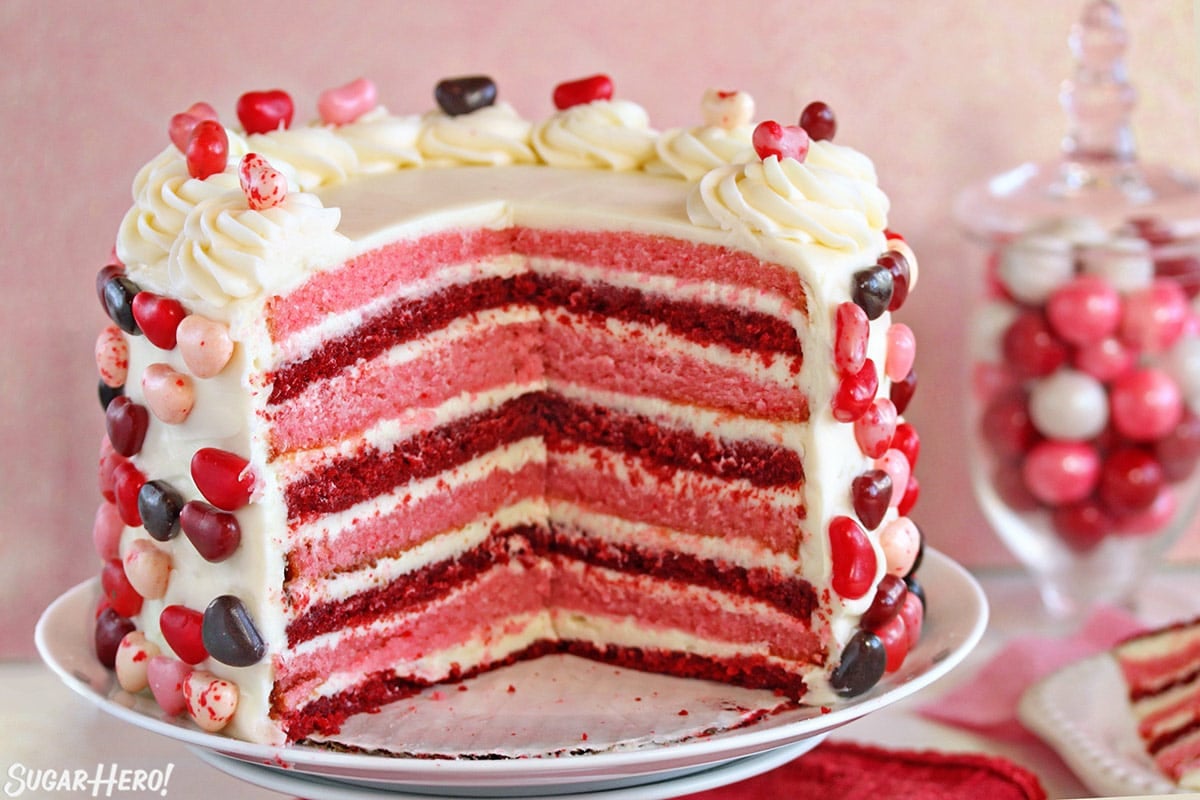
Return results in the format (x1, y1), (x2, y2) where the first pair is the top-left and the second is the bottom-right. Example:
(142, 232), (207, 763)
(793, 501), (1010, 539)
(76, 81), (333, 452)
(1022, 440), (1101, 506)
(1154, 414), (1200, 481)
(1081, 237), (1153, 292)
(1052, 499), (1111, 552)
(1110, 368), (1184, 442)
(1002, 311), (1069, 379)
(1074, 337), (1135, 382)
(1099, 448), (1165, 515)
(980, 389), (1038, 460)
(1162, 336), (1200, 415)
(1027, 369), (1109, 441)
(1120, 279), (1188, 353)
(1046, 275), (1122, 345)
(1114, 485), (1176, 537)
(998, 235), (1074, 304)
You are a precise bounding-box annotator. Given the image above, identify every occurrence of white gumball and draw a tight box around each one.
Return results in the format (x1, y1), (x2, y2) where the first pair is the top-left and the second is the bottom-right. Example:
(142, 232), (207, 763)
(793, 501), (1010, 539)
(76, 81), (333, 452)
(1162, 335), (1200, 415)
(1028, 368), (1110, 440)
(1080, 236), (1153, 293)
(998, 234), (1074, 304)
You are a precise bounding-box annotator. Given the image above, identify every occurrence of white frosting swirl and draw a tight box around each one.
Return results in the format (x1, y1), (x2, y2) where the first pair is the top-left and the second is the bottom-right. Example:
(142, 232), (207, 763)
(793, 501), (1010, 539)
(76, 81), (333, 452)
(333, 106), (423, 173)
(644, 125), (755, 181)
(168, 190), (345, 306)
(417, 102), (537, 166)
(245, 126), (359, 192)
(531, 99), (657, 170)
(687, 140), (889, 251)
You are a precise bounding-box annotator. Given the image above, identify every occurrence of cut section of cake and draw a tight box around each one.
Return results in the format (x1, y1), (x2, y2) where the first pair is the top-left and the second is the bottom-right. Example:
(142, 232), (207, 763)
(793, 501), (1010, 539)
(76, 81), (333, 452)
(90, 75), (927, 746)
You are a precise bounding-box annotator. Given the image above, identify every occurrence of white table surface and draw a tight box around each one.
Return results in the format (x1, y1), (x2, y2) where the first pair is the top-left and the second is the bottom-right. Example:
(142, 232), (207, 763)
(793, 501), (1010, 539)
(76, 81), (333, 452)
(4, 568), (1198, 800)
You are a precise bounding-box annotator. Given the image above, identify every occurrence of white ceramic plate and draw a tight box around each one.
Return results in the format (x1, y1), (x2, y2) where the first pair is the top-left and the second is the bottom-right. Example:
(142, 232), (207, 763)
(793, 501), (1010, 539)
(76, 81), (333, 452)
(189, 736), (824, 800)
(37, 548), (986, 796)
(1018, 653), (1183, 796)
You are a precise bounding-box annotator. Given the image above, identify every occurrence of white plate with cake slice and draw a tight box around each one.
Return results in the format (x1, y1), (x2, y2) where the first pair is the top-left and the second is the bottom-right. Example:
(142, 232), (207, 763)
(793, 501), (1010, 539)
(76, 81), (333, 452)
(1018, 653), (1183, 796)
(37, 548), (986, 797)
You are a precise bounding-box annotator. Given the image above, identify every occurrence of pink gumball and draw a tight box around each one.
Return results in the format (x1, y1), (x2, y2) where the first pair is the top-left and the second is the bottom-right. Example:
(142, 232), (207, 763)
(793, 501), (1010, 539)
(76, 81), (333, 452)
(1074, 337), (1135, 382)
(1110, 368), (1184, 441)
(1121, 279), (1189, 353)
(1047, 275), (1122, 346)
(1114, 486), (1177, 537)
(1022, 440), (1101, 506)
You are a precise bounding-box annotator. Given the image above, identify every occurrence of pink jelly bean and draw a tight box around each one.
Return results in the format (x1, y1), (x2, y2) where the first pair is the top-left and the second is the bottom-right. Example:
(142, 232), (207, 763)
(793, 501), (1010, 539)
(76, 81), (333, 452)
(146, 656), (191, 716)
(834, 301), (869, 375)
(1046, 275), (1122, 346)
(854, 398), (898, 458)
(176, 314), (234, 378)
(1110, 367), (1184, 441)
(92, 501), (123, 561)
(1121, 279), (1189, 353)
(318, 77), (377, 125)
(94, 325), (129, 388)
(184, 670), (240, 732)
(875, 449), (911, 508)
(115, 631), (161, 693)
(1022, 440), (1101, 506)
(885, 324), (915, 382)
(141, 363), (195, 424)
(123, 539), (171, 600)
(879, 517), (920, 577)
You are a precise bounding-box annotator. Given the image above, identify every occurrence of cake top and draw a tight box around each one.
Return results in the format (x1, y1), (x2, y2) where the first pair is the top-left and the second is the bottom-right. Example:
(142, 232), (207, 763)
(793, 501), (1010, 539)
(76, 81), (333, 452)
(114, 75), (893, 316)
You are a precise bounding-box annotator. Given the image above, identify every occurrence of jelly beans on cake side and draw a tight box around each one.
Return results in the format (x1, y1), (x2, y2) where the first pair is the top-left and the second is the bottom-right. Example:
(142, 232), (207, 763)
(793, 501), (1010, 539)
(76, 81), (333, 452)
(977, 221), (1200, 551)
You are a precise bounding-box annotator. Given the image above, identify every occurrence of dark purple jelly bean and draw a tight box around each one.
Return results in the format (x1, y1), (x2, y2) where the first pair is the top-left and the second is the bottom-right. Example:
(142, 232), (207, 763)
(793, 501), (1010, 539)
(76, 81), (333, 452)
(434, 75), (497, 117)
(850, 469), (892, 531)
(879, 250), (910, 312)
(904, 574), (926, 610)
(94, 607), (136, 669)
(851, 264), (894, 321)
(890, 366), (918, 415)
(860, 574), (908, 630)
(102, 275), (142, 335)
(906, 523), (925, 578)
(203, 595), (265, 667)
(180, 500), (241, 562)
(830, 630), (887, 697)
(105, 396), (149, 457)
(98, 380), (124, 411)
(138, 480), (184, 541)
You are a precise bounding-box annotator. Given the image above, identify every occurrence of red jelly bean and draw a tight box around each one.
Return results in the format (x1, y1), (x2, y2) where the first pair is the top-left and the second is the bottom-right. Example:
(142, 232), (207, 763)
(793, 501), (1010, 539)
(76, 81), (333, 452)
(105, 395), (149, 457)
(131, 292), (187, 350)
(890, 366), (917, 415)
(798, 101), (836, 142)
(897, 473), (920, 516)
(111, 460), (146, 527)
(94, 608), (137, 670)
(752, 120), (810, 163)
(101, 559), (143, 618)
(898, 591), (924, 649)
(236, 89), (295, 134)
(160, 605), (208, 665)
(851, 469), (893, 531)
(891, 422), (920, 469)
(834, 301), (869, 375)
(191, 448), (255, 510)
(829, 515), (877, 600)
(832, 359), (879, 423)
(873, 613), (909, 673)
(552, 74), (613, 110)
(186, 120), (229, 180)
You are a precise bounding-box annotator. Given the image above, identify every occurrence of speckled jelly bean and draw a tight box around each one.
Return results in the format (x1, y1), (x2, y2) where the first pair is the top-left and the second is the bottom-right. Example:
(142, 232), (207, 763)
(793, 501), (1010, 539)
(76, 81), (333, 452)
(854, 398), (897, 459)
(115, 630), (161, 693)
(123, 539), (171, 600)
(142, 363), (195, 424)
(318, 77), (377, 125)
(203, 595), (266, 667)
(92, 501), (123, 561)
(238, 153), (288, 211)
(94, 325), (128, 389)
(832, 359), (879, 423)
(701, 89), (754, 130)
(159, 605), (207, 665)
(885, 324), (915, 383)
(875, 449), (911, 508)
(146, 656), (190, 716)
(1027, 368), (1109, 441)
(176, 314), (234, 378)
(879, 517), (921, 577)
(184, 670), (239, 732)
(834, 302), (869, 376)
(828, 516), (876, 600)
(830, 630), (886, 697)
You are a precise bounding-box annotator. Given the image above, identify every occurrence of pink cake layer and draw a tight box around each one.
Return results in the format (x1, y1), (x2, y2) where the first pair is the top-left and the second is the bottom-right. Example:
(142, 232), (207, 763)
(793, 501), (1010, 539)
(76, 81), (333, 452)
(1136, 682), (1200, 741)
(548, 443), (804, 551)
(543, 315), (807, 422)
(267, 320), (542, 456)
(284, 460), (545, 590)
(1120, 635), (1200, 701)
(1154, 729), (1200, 783)
(266, 228), (807, 344)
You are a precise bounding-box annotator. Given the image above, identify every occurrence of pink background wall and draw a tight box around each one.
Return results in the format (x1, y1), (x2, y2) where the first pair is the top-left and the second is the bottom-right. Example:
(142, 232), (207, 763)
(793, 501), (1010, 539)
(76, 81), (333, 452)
(2, 1), (1197, 658)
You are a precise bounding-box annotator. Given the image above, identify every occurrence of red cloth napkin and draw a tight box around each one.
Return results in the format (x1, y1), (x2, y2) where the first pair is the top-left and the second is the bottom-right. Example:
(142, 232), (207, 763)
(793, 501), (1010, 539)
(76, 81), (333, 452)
(918, 605), (1144, 741)
(679, 740), (1046, 799)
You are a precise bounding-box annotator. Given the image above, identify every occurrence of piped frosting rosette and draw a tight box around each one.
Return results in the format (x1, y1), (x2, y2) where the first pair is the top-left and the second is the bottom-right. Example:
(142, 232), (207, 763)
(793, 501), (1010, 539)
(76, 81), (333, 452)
(646, 89), (757, 181)
(328, 107), (424, 173)
(532, 98), (657, 171)
(418, 101), (537, 166)
(245, 126), (359, 192)
(688, 140), (889, 252)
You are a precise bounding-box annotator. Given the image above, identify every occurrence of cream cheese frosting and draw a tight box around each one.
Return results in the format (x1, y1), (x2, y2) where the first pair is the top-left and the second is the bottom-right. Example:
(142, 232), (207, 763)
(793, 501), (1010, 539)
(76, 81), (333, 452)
(417, 101), (537, 166)
(531, 99), (658, 170)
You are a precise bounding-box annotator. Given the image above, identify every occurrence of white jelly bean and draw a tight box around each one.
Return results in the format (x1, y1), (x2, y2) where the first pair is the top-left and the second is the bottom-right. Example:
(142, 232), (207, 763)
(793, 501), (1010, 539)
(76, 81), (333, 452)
(123, 539), (171, 599)
(700, 88), (755, 130)
(879, 517), (920, 577)
(177, 315), (234, 378)
(141, 363), (195, 424)
(115, 631), (161, 693)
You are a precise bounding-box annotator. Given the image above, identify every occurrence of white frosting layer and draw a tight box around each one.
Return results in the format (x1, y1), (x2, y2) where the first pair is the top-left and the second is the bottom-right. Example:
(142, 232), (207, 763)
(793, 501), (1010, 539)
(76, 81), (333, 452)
(418, 102), (537, 166)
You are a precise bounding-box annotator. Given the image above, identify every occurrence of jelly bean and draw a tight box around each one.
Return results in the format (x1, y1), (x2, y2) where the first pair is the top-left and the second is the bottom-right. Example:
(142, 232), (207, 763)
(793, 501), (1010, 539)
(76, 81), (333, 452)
(854, 398), (897, 458)
(97, 436), (123, 503)
(834, 301), (869, 376)
(885, 324), (915, 382)
(1110, 367), (1184, 441)
(888, 238), (919, 294)
(94, 325), (128, 389)
(92, 501), (123, 561)
(879, 517), (920, 577)
(879, 250), (910, 312)
(873, 613), (909, 673)
(98, 381), (123, 412)
(434, 75), (498, 117)
(904, 574), (926, 610)
(146, 656), (191, 716)
(850, 469), (893, 531)
(123, 539), (171, 600)
(1027, 369), (1109, 441)
(832, 358), (878, 423)
(238, 153), (288, 211)
(236, 89), (294, 134)
(830, 630), (886, 697)
(700, 89), (754, 130)
(752, 121), (810, 163)
(168, 101), (218, 153)
(203, 595), (266, 667)
(176, 314), (234, 378)
(184, 670), (239, 732)
(860, 574), (906, 630)
(1022, 440), (1101, 506)
(552, 74), (613, 110)
(138, 480), (184, 541)
(875, 449), (911, 508)
(898, 591), (923, 649)
(105, 396), (149, 457)
(141, 363), (195, 425)
(185, 119), (229, 180)
(101, 559), (142, 618)
(131, 292), (187, 350)
(159, 605), (207, 665)
(890, 366), (917, 415)
(318, 77), (377, 125)
(112, 460), (146, 527)
(191, 448), (255, 511)
(828, 516), (876, 600)
(898, 473), (920, 516)
(891, 422), (920, 469)
(798, 101), (836, 142)
(180, 500), (242, 562)
(94, 607), (136, 670)
(101, 274), (141, 335)
(115, 630), (161, 693)
(851, 265), (893, 321)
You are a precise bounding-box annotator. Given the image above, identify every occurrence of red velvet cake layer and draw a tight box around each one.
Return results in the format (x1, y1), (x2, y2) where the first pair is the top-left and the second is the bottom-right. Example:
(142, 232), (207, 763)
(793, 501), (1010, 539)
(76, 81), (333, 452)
(284, 393), (804, 524)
